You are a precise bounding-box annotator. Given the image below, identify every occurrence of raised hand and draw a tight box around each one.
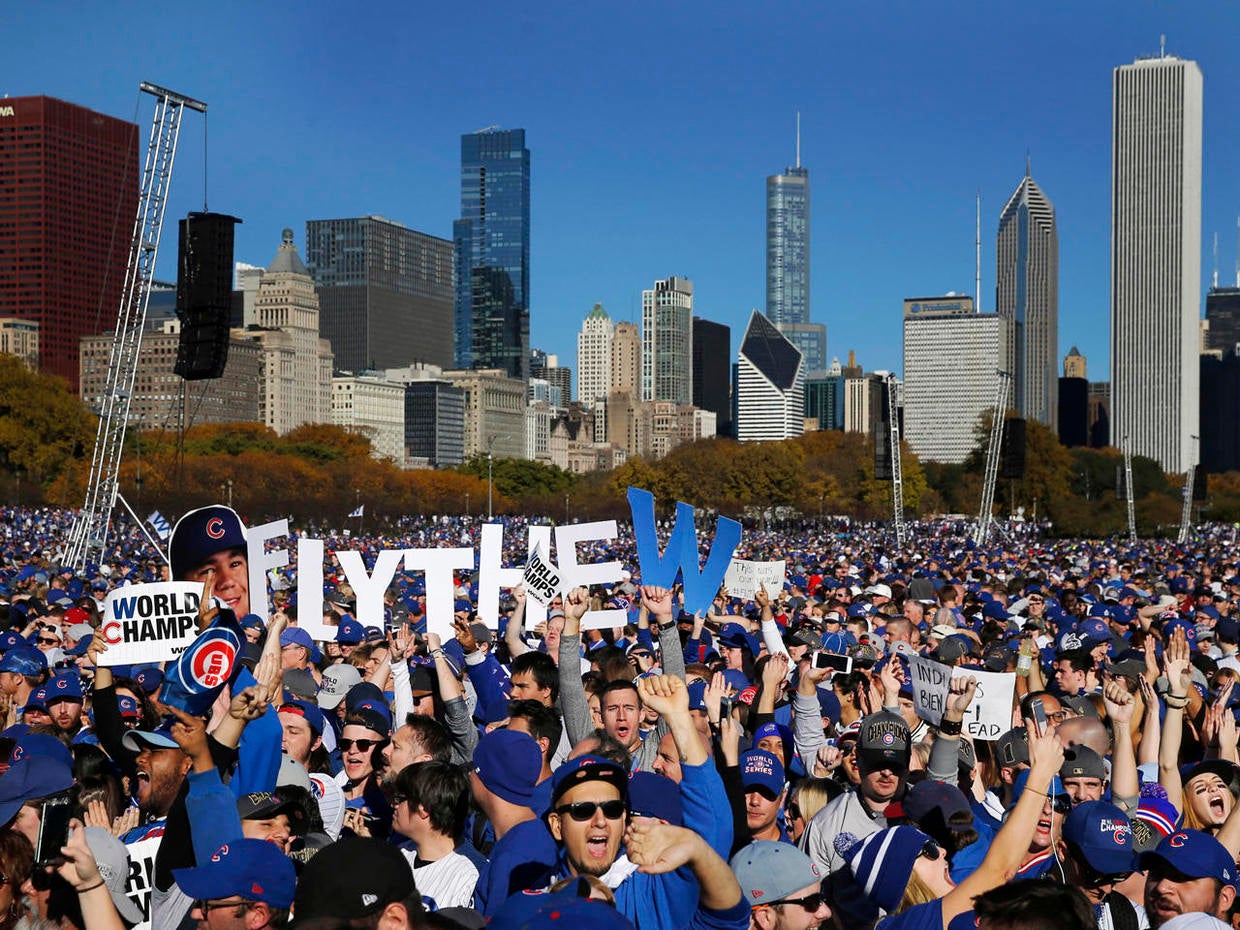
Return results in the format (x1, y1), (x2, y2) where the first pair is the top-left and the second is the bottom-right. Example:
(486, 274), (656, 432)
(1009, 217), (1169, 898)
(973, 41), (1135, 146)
(388, 623), (411, 662)
(636, 674), (689, 719)
(626, 818), (705, 874)
(1026, 719), (1065, 781)
(55, 820), (105, 890)
(1102, 677), (1136, 726)
(227, 685), (270, 723)
(762, 652), (790, 691)
(703, 671), (726, 723)
(641, 585), (674, 624)
(452, 616), (479, 653)
(1163, 628), (1192, 697)
(166, 704), (211, 767)
(878, 656), (906, 705)
(197, 570), (219, 631)
(111, 806), (139, 838)
(944, 676), (978, 720)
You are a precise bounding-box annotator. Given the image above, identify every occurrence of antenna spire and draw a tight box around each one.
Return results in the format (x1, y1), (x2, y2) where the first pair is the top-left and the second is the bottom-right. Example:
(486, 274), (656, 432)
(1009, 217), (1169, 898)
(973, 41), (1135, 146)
(1213, 232), (1219, 289)
(1026, 150), (1031, 178)
(795, 111), (801, 169)
(975, 189), (982, 311)
(1160, 34), (1166, 57)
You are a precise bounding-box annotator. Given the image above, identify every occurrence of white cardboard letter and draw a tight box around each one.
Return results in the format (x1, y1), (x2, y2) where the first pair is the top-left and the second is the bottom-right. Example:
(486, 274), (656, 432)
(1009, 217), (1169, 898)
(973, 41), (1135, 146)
(554, 521), (626, 630)
(246, 519), (290, 622)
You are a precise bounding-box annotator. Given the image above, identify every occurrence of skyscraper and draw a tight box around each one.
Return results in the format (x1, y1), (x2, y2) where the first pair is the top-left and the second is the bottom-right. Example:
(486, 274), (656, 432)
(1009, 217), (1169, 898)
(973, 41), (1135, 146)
(997, 166), (1058, 430)
(641, 276), (693, 404)
(766, 123), (810, 325)
(0, 96), (138, 390)
(1111, 54), (1203, 473)
(735, 311), (804, 441)
(304, 216), (453, 373)
(1206, 287), (1240, 358)
(454, 128), (531, 380)
(577, 304), (614, 441)
(692, 317), (732, 438)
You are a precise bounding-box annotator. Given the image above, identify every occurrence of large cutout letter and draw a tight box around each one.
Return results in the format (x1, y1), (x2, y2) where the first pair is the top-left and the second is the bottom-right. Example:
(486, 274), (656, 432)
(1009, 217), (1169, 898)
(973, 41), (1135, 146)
(246, 519), (290, 622)
(404, 548), (475, 640)
(555, 521), (626, 630)
(477, 523), (551, 630)
(336, 549), (404, 631)
(626, 486), (742, 615)
(296, 537), (329, 641)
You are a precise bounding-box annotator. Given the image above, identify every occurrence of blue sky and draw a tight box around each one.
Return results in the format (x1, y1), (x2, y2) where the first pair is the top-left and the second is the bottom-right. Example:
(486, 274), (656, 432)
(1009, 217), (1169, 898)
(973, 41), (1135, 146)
(6, 1), (1240, 385)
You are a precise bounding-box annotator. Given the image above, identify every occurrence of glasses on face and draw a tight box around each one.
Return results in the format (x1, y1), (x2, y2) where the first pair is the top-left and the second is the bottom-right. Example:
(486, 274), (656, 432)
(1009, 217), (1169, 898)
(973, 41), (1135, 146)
(555, 800), (626, 822)
(787, 803), (803, 821)
(764, 892), (825, 912)
(194, 900), (254, 916)
(339, 738), (386, 752)
(37, 637), (59, 645)
(919, 838), (943, 861)
(391, 793), (407, 807)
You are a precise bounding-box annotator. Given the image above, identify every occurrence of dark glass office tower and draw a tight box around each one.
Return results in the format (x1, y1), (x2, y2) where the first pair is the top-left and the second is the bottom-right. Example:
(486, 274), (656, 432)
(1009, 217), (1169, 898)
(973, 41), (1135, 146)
(454, 128), (531, 380)
(766, 161), (810, 325)
(692, 317), (732, 437)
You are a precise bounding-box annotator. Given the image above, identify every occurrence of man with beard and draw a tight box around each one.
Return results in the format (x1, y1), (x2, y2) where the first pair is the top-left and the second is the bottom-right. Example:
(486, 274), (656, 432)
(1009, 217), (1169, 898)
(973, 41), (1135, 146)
(119, 724), (192, 843)
(1140, 830), (1237, 928)
(43, 672), (85, 738)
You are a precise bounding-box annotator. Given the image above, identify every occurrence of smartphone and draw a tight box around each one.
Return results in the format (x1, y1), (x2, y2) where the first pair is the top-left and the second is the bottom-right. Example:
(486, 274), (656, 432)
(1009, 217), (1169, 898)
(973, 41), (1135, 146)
(814, 651), (853, 674)
(35, 793), (74, 866)
(719, 696), (734, 721)
(1029, 697), (1048, 737)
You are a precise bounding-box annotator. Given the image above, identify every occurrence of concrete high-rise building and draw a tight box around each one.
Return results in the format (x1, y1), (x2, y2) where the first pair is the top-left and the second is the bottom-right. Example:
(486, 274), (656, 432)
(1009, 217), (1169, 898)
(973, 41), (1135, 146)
(441, 368), (528, 460)
(844, 373), (887, 438)
(81, 320), (262, 427)
(0, 96), (138, 390)
(776, 321), (826, 373)
(805, 359), (845, 431)
(735, 310), (804, 441)
(0, 319), (39, 370)
(612, 322), (640, 394)
(577, 304), (614, 443)
(403, 380), (466, 468)
(1111, 54), (1203, 472)
(454, 129), (531, 379)
(305, 216), (453, 373)
(642, 277), (693, 405)
(997, 167), (1058, 429)
(766, 133), (810, 325)
(1064, 346), (1087, 379)
(1089, 382), (1111, 448)
(247, 229), (334, 434)
(1206, 287), (1240, 358)
(902, 295), (1011, 464)
(692, 317), (732, 438)
(331, 375), (406, 465)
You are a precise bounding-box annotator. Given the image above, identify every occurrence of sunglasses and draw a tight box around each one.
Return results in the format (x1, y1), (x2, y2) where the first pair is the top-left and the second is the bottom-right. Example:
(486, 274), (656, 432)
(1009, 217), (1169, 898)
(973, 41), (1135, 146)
(555, 800), (626, 822)
(339, 738), (386, 752)
(37, 637), (60, 645)
(919, 838), (943, 861)
(787, 803), (803, 820)
(763, 892), (825, 912)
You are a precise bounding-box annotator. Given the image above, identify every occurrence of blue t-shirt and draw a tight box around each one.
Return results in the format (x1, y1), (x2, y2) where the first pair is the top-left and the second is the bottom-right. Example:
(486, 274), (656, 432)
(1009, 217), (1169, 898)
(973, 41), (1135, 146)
(473, 818), (558, 917)
(879, 899), (947, 930)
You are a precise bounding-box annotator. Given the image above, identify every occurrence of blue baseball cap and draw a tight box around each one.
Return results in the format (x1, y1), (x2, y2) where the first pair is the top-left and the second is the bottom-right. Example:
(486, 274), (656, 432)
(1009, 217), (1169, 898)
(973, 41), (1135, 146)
(278, 699), (325, 736)
(753, 721), (792, 752)
(739, 749), (785, 796)
(0, 648), (46, 677)
(473, 729), (542, 807)
(44, 672), (84, 704)
(11, 731), (74, 770)
(172, 839), (296, 908)
(1063, 801), (1138, 875)
(168, 505), (247, 579)
(626, 772), (684, 826)
(685, 680), (707, 713)
(20, 687), (48, 714)
(0, 631), (24, 652)
(239, 613), (265, 631)
(718, 622), (759, 655)
(489, 887), (637, 930)
(335, 617), (365, 645)
(0, 755), (75, 825)
(1140, 829), (1237, 886)
(133, 666), (164, 693)
(280, 628), (322, 664)
(1010, 769), (1068, 810)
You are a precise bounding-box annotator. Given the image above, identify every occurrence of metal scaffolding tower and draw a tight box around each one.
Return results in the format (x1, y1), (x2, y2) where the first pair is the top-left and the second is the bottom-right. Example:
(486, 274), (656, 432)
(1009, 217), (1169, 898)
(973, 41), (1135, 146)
(1122, 437), (1137, 544)
(65, 83), (206, 571)
(887, 373), (906, 547)
(1177, 435), (1198, 545)
(973, 371), (1010, 546)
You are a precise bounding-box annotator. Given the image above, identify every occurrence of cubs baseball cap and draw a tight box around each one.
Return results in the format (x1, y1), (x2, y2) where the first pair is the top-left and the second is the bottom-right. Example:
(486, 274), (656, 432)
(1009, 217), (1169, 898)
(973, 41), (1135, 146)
(474, 729), (542, 807)
(173, 839), (296, 908)
(1063, 801), (1138, 876)
(0, 648), (47, 677)
(730, 840), (823, 907)
(1140, 829), (1237, 887)
(740, 749), (785, 797)
(317, 664), (361, 709)
(550, 755), (629, 807)
(857, 710), (911, 773)
(169, 505), (247, 578)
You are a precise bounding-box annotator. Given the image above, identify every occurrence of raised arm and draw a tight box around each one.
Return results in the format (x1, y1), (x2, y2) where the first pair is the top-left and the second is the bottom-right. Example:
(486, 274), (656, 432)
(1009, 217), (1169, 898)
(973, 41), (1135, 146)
(1103, 677), (1140, 811)
(503, 585), (531, 658)
(1157, 628), (1192, 813)
(557, 585), (594, 747)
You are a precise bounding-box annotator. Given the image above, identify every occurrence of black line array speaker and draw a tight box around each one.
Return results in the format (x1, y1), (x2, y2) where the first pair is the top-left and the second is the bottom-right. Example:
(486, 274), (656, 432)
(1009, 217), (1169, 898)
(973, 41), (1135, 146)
(175, 212), (241, 381)
(1001, 417), (1026, 480)
(874, 429), (893, 481)
(1193, 464), (1209, 501)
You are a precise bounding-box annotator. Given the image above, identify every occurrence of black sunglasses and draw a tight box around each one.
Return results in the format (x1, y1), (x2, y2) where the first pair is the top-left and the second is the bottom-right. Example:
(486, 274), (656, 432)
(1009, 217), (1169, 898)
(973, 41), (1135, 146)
(555, 800), (626, 822)
(766, 892), (824, 912)
(919, 838), (942, 861)
(339, 738), (386, 752)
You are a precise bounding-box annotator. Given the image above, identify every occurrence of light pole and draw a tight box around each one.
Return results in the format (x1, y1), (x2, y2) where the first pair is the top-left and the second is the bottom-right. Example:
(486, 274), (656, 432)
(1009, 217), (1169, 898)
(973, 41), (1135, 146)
(465, 491), (470, 516)
(487, 452), (493, 519)
(564, 493), (569, 524)
(226, 479), (233, 509)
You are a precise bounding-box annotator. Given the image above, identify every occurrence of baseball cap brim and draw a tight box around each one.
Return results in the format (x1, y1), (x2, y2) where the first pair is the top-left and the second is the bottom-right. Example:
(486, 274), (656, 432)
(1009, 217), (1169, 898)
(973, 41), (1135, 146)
(122, 727), (179, 752)
(858, 749), (908, 774)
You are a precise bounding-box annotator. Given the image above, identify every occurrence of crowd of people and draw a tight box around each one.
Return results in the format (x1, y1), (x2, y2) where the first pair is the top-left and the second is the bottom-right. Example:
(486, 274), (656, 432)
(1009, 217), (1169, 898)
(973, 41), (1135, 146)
(4, 501), (1240, 930)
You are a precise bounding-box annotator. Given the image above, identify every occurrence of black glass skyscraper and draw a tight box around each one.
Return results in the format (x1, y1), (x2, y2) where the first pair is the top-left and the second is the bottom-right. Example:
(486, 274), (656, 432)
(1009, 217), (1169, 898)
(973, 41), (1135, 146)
(454, 128), (531, 380)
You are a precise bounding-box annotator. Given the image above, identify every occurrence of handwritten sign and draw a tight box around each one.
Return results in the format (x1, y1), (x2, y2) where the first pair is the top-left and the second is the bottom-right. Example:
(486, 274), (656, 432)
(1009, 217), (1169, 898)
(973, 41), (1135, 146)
(98, 582), (202, 665)
(907, 653), (950, 726)
(522, 545), (563, 606)
(950, 667), (1016, 739)
(723, 559), (786, 600)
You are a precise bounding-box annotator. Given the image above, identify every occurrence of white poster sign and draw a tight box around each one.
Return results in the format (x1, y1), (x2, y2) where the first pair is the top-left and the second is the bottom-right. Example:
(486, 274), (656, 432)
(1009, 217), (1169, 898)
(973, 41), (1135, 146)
(98, 583), (203, 665)
(123, 836), (161, 930)
(723, 559), (786, 600)
(906, 653), (950, 727)
(522, 545), (563, 607)
(950, 667), (1016, 739)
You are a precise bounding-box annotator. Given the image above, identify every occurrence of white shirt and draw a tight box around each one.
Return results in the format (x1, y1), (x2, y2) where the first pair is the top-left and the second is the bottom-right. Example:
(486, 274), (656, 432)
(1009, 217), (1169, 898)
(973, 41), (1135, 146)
(401, 849), (479, 909)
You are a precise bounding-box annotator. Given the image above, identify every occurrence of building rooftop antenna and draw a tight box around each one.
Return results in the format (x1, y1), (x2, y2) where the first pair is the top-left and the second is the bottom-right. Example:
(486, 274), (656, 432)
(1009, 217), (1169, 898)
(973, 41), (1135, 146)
(1213, 231), (1219, 289)
(975, 190), (982, 310)
(795, 111), (801, 169)
(1160, 34), (1166, 58)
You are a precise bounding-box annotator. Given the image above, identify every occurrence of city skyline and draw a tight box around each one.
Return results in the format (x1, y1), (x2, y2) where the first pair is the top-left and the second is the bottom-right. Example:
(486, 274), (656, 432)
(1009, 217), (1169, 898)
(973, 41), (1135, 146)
(5, 4), (1240, 387)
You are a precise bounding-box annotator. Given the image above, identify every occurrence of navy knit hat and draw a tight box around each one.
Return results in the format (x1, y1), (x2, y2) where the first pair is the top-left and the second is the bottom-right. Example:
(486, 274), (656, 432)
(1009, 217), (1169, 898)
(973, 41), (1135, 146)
(841, 825), (931, 913)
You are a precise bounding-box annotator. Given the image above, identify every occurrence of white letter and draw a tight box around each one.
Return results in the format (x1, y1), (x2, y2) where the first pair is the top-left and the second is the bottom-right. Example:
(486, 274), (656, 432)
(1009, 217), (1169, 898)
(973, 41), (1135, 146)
(246, 519), (289, 622)
(336, 549), (404, 632)
(555, 521), (626, 630)
(477, 523), (550, 631)
(296, 538), (329, 641)
(404, 548), (475, 640)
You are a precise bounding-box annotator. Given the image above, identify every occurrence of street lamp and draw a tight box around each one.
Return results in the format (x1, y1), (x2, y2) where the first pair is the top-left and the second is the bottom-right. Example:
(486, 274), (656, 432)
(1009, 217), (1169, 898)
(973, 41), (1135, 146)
(487, 451), (493, 519)
(564, 493), (570, 524)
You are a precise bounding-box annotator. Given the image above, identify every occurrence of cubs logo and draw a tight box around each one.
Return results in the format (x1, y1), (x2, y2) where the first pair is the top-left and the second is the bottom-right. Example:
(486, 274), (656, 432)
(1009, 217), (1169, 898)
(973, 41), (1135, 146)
(882, 733), (895, 746)
(183, 630), (239, 689)
(56, 678), (68, 690)
(1169, 832), (1188, 848)
(205, 518), (226, 540)
(11, 745), (24, 762)
(212, 844), (229, 862)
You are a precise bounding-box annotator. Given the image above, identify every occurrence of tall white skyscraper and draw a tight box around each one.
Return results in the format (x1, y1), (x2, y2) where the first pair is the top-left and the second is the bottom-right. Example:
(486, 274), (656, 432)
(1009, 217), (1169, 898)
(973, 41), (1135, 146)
(1111, 54), (1202, 473)
(997, 166), (1058, 430)
(902, 296), (1011, 465)
(641, 276), (693, 405)
(736, 311), (804, 441)
(577, 303), (614, 441)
